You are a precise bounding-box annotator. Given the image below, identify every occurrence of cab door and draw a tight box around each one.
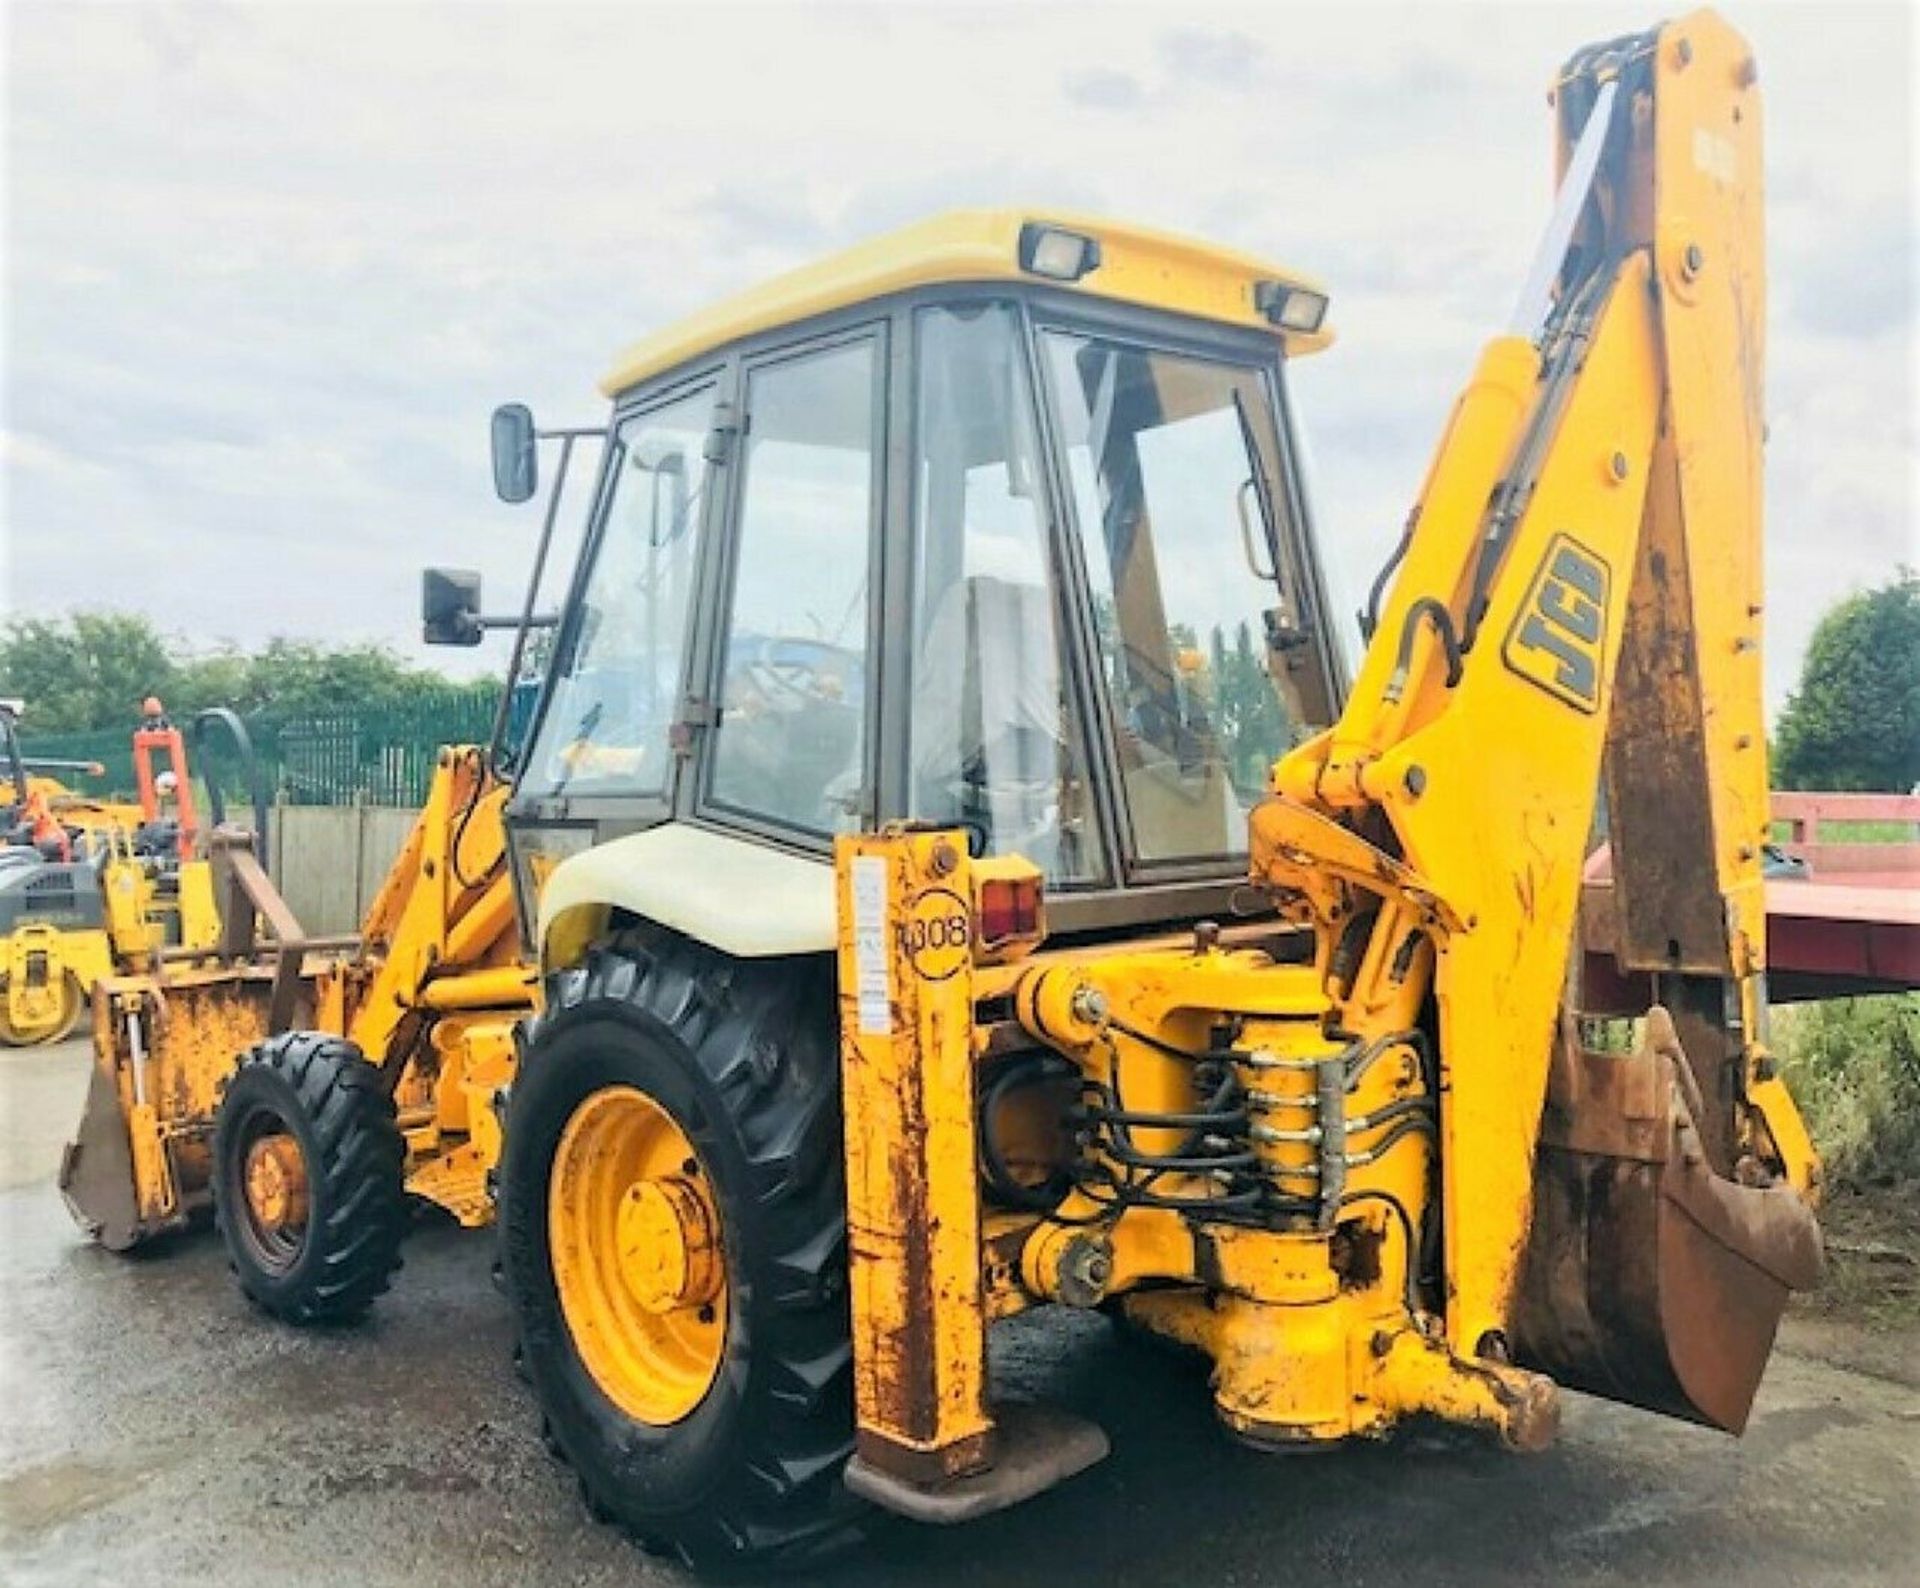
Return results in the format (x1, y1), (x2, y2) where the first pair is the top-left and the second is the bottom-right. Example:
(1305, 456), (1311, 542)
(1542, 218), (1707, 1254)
(695, 327), (887, 846)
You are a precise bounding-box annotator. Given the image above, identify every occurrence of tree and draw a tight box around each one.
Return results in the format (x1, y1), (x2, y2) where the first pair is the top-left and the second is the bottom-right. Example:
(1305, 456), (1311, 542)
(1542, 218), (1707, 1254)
(0, 612), (178, 733)
(1208, 619), (1288, 789)
(1774, 570), (1920, 792)
(177, 637), (461, 720)
(0, 610), (499, 736)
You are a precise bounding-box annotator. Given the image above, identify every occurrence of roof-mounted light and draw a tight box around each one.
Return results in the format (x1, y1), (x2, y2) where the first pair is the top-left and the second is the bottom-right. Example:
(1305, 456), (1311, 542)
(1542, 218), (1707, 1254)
(1255, 281), (1330, 335)
(1018, 223), (1102, 282)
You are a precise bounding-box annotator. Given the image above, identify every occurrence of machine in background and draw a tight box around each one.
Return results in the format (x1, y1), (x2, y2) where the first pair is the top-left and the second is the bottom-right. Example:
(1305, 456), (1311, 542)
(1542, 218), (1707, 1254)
(0, 700), (231, 1045)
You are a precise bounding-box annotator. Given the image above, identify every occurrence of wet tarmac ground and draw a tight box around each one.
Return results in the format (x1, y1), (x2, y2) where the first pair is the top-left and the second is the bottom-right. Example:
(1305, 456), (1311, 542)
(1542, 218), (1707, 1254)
(3, 1037), (1917, 1587)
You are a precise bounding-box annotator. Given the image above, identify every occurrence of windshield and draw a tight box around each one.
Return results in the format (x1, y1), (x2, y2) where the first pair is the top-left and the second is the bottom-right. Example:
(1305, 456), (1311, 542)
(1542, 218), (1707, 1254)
(1040, 329), (1332, 863)
(519, 383), (716, 798)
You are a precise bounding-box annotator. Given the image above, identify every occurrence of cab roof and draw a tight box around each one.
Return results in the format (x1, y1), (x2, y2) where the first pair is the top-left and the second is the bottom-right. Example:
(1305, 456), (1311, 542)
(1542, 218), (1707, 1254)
(599, 208), (1332, 398)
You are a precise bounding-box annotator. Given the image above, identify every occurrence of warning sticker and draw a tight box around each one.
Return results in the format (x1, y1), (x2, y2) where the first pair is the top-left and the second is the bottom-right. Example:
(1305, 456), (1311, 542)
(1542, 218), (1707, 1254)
(851, 855), (892, 1035)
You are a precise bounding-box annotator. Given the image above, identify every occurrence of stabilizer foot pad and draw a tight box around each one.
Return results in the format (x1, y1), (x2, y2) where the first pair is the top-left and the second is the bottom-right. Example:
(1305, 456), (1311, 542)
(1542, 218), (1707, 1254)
(844, 1403), (1109, 1525)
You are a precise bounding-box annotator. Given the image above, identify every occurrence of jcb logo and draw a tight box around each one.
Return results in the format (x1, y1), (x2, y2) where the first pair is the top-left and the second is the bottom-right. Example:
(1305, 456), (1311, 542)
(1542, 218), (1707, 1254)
(1502, 534), (1610, 713)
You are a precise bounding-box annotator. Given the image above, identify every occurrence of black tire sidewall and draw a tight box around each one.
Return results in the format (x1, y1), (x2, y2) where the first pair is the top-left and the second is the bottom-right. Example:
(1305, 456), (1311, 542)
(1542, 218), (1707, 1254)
(214, 1060), (344, 1309)
(210, 1035), (407, 1323)
(503, 998), (766, 1520)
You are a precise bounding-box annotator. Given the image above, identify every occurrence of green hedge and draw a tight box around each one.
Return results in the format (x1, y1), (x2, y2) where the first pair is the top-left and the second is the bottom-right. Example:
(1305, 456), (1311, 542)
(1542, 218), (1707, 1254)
(1776, 994), (1920, 1190)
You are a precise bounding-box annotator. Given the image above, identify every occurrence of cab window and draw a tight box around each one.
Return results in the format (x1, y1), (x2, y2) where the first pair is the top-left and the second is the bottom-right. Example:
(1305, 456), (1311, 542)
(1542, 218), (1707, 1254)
(1041, 330), (1330, 865)
(519, 382), (714, 799)
(707, 337), (879, 836)
(906, 303), (1104, 884)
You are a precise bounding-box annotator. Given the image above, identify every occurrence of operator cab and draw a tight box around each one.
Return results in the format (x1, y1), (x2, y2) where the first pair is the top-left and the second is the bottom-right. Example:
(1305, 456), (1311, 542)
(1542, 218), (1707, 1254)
(463, 211), (1345, 943)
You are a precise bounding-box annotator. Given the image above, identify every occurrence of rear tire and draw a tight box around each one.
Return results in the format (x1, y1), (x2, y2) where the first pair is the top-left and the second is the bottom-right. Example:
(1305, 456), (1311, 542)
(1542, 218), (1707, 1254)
(211, 1031), (408, 1324)
(501, 934), (860, 1572)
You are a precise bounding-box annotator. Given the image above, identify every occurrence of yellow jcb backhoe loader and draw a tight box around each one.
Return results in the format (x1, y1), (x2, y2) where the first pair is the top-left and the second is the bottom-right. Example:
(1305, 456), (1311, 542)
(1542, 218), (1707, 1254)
(68, 7), (1822, 1572)
(472, 8), (1820, 1567)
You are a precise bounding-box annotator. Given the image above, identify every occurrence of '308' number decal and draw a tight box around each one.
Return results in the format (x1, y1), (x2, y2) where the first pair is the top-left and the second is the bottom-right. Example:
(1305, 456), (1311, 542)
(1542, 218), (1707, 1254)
(1502, 533), (1611, 713)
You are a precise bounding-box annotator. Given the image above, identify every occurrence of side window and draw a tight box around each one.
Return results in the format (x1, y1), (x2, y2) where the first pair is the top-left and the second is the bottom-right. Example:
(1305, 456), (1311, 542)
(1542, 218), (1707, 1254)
(907, 304), (1104, 884)
(708, 338), (878, 836)
(1043, 332), (1329, 864)
(519, 383), (715, 798)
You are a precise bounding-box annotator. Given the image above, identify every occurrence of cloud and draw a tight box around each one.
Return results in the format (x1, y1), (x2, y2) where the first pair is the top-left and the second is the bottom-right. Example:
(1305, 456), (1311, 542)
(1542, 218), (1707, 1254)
(1158, 28), (1265, 91)
(2, 2), (1911, 723)
(1063, 68), (1147, 112)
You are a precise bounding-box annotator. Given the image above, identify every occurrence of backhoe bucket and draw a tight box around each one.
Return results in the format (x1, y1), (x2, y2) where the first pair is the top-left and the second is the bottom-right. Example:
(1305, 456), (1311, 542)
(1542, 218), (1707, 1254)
(1512, 1009), (1823, 1433)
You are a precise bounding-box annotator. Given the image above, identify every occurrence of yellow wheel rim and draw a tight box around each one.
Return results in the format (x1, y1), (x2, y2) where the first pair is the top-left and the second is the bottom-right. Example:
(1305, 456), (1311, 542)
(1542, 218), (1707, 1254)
(549, 1085), (727, 1425)
(243, 1134), (310, 1233)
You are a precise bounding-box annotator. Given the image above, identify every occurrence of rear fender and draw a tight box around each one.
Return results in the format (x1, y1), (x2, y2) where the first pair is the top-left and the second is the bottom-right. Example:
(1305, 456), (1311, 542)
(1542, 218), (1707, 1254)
(537, 823), (834, 972)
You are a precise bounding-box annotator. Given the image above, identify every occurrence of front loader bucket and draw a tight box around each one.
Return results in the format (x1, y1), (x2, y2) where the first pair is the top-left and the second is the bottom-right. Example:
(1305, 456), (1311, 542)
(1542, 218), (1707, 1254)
(1512, 1009), (1823, 1433)
(59, 1049), (149, 1252)
(60, 971), (282, 1251)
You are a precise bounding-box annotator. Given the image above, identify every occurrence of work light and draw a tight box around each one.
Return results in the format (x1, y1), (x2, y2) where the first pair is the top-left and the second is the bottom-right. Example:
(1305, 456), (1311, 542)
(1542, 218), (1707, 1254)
(1018, 223), (1102, 282)
(1255, 281), (1330, 334)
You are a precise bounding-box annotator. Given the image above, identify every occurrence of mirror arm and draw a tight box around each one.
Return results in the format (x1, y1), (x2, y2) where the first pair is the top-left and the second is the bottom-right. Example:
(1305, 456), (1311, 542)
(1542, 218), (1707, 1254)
(489, 431), (579, 774)
(473, 612), (559, 631)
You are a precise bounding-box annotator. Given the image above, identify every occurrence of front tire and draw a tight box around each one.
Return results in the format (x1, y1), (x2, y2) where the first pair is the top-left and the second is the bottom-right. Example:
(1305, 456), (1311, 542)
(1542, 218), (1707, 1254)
(211, 1031), (408, 1324)
(501, 934), (859, 1572)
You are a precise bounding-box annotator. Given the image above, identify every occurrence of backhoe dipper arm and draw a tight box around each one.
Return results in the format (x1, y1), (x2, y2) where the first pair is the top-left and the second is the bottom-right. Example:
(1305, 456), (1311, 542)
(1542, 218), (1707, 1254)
(1261, 10), (1818, 1384)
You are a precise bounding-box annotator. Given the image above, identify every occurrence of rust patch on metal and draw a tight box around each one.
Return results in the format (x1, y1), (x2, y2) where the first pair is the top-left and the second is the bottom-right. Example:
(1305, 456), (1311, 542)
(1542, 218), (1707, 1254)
(1513, 1007), (1822, 1432)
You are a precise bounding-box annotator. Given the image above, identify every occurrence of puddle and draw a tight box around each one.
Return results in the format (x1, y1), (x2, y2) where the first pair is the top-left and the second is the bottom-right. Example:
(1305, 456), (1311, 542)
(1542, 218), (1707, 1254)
(0, 1457), (153, 1542)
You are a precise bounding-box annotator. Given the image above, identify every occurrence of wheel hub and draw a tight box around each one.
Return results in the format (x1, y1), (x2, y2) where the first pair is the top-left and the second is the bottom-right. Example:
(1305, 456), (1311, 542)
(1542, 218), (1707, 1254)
(244, 1134), (309, 1232)
(618, 1176), (721, 1314)
(549, 1085), (730, 1425)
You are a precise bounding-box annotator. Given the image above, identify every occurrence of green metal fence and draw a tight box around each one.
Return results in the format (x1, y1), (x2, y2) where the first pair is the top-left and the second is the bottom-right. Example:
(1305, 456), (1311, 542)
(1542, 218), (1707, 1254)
(17, 688), (506, 808)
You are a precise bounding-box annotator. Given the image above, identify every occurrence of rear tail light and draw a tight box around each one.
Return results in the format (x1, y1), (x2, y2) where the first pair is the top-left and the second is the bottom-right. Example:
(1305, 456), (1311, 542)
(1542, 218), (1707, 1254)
(972, 859), (1047, 961)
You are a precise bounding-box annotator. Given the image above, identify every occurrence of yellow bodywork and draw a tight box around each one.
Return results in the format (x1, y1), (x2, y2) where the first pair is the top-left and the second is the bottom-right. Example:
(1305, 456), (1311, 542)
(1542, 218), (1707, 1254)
(99, 843), (221, 967)
(836, 828), (1558, 1458)
(835, 830), (995, 1480)
(54, 3), (1820, 1547)
(0, 921), (113, 1045)
(601, 207), (1332, 397)
(61, 747), (537, 1250)
(811, 6), (1820, 1502)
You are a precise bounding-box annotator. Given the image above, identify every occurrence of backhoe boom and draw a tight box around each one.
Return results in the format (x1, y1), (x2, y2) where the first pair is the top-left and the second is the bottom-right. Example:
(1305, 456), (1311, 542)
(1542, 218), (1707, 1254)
(1263, 9), (1819, 1422)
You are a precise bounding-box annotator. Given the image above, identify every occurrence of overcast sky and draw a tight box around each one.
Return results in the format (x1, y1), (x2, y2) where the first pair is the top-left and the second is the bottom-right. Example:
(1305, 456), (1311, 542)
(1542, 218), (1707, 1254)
(3, 0), (1913, 716)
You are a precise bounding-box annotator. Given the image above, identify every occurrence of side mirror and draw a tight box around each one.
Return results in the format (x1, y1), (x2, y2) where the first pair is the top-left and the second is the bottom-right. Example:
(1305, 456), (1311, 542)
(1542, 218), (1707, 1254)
(422, 567), (484, 646)
(491, 403), (538, 504)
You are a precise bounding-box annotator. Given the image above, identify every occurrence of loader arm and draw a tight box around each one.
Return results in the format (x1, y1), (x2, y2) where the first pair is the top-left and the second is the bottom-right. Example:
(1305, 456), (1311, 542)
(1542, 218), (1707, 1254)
(334, 745), (530, 1069)
(62, 745), (536, 1249)
(1263, 9), (1819, 1417)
